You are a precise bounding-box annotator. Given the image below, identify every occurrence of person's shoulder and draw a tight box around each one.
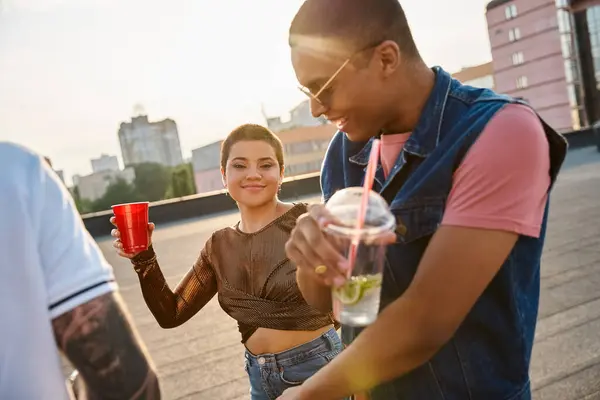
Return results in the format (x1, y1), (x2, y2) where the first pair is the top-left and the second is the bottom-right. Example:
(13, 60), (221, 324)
(0, 142), (44, 202)
(275, 203), (307, 233)
(0, 142), (41, 179)
(456, 102), (550, 181)
(205, 228), (231, 254)
(480, 103), (548, 152)
(0, 141), (37, 159)
(487, 103), (544, 134)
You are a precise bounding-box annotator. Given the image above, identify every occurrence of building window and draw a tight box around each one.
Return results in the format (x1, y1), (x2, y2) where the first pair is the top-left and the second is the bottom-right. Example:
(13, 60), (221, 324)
(557, 9), (571, 34)
(512, 51), (524, 65)
(509, 27), (521, 42)
(516, 76), (528, 89)
(505, 4), (518, 20)
(564, 59), (579, 83)
(587, 7), (600, 86)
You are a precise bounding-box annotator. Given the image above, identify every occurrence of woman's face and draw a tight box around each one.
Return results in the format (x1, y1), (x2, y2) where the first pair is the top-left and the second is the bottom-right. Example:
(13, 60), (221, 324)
(222, 140), (283, 208)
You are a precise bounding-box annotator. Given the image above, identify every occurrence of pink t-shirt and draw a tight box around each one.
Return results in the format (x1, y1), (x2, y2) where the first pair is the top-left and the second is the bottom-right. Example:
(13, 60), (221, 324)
(379, 104), (550, 238)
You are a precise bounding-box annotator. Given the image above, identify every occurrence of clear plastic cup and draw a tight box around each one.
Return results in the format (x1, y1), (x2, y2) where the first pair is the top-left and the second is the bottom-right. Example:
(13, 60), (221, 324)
(324, 188), (396, 327)
(111, 202), (150, 254)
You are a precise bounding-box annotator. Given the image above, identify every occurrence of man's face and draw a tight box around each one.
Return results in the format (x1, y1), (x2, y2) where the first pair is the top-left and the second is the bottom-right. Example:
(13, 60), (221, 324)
(291, 44), (393, 142)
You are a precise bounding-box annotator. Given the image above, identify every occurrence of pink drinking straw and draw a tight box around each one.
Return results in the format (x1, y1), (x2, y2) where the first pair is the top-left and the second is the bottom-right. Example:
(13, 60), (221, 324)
(346, 139), (381, 278)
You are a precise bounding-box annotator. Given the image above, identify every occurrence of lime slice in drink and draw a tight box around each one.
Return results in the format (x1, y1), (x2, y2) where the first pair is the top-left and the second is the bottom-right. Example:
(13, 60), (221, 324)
(333, 274), (382, 305)
(333, 279), (364, 305)
(360, 274), (382, 291)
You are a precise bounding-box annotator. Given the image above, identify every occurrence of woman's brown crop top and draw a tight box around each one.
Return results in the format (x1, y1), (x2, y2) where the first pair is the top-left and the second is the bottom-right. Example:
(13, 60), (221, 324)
(131, 203), (336, 343)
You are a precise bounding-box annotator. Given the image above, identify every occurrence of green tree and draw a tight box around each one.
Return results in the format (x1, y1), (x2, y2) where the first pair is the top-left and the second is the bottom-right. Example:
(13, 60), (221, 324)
(167, 164), (195, 198)
(71, 186), (93, 214)
(92, 178), (142, 212)
(183, 163), (197, 194)
(132, 163), (171, 201)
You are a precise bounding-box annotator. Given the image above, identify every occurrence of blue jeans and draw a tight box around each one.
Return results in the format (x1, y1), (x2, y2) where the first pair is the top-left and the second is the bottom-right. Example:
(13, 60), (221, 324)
(244, 328), (343, 400)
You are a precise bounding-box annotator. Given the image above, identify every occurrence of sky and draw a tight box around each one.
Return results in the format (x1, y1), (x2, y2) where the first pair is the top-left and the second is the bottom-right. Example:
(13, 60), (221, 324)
(0, 0), (493, 183)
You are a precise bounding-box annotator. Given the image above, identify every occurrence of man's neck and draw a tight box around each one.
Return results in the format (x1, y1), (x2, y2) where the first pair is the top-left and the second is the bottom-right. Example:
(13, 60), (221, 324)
(382, 63), (436, 135)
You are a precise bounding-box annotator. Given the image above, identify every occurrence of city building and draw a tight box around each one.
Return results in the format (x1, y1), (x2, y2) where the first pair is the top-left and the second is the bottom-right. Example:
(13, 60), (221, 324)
(277, 124), (337, 177)
(118, 115), (183, 167)
(485, 0), (595, 132)
(191, 140), (223, 194)
(264, 100), (327, 133)
(571, 1), (600, 125)
(74, 168), (135, 202)
(265, 99), (337, 176)
(452, 62), (496, 89)
(91, 154), (119, 173)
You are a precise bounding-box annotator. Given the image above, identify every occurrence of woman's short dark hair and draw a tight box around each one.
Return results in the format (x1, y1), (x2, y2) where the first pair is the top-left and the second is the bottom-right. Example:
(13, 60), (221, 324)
(220, 124), (285, 172)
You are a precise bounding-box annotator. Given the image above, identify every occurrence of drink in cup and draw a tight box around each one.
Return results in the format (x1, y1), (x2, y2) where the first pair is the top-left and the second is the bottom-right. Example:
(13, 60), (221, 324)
(324, 187), (396, 327)
(111, 202), (150, 254)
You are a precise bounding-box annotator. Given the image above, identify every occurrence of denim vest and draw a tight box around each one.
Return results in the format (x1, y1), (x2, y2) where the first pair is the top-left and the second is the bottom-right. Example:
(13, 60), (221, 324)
(321, 67), (568, 400)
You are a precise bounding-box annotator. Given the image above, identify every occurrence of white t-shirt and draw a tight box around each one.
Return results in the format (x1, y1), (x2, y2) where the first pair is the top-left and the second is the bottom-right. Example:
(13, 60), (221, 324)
(0, 143), (117, 399)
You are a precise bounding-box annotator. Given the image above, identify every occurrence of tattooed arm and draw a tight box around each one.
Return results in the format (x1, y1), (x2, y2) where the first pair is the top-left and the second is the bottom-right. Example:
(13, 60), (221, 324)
(0, 148), (159, 398)
(52, 292), (161, 400)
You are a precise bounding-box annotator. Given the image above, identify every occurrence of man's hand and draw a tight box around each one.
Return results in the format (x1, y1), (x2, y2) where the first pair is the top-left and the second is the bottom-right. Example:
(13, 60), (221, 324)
(281, 225), (519, 399)
(286, 203), (395, 312)
(285, 204), (349, 287)
(286, 204), (396, 286)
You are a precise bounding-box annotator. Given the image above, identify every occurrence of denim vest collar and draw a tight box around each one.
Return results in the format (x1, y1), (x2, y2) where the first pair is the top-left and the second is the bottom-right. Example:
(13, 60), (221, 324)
(349, 66), (452, 167)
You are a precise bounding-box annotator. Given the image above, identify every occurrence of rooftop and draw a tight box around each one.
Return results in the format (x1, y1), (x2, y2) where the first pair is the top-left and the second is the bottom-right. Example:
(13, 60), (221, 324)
(486, 0), (513, 11)
(68, 147), (600, 399)
(275, 123), (337, 144)
(452, 61), (494, 82)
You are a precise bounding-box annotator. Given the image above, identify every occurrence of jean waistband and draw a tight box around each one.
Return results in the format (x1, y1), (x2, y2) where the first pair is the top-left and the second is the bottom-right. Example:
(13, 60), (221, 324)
(244, 327), (339, 368)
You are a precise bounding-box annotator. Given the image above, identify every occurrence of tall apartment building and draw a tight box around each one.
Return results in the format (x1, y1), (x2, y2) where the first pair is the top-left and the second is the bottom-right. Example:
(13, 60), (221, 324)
(118, 115), (184, 167)
(265, 100), (327, 133)
(486, 0), (600, 132)
(91, 154), (119, 173)
(278, 124), (337, 177)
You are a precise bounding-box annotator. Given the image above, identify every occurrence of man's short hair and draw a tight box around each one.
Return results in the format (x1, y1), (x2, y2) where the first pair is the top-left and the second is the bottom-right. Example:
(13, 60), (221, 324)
(289, 0), (420, 59)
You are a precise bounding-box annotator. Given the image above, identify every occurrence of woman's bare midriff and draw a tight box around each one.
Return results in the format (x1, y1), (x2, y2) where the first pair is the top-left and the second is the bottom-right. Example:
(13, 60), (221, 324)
(245, 324), (335, 355)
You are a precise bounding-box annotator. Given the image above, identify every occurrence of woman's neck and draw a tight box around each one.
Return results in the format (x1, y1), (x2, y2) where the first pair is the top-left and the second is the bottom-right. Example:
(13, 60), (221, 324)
(237, 198), (288, 233)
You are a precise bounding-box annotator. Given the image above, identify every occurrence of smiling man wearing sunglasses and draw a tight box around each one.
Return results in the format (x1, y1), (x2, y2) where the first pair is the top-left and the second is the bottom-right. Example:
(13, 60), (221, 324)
(279, 0), (568, 399)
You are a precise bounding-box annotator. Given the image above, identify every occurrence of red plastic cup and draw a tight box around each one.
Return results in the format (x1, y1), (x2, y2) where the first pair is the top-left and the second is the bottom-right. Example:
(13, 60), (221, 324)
(111, 202), (149, 254)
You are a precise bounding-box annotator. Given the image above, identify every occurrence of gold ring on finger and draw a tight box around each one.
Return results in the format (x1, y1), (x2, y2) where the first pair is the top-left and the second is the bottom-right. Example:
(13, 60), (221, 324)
(314, 265), (327, 275)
